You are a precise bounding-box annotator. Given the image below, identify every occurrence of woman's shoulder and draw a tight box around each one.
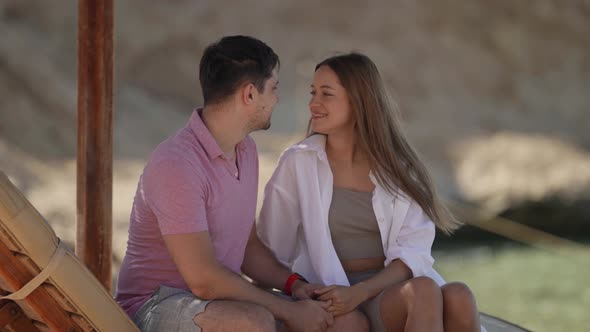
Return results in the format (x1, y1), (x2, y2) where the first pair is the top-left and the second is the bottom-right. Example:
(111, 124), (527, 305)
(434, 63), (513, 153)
(371, 177), (414, 208)
(267, 135), (326, 181)
(280, 135), (326, 160)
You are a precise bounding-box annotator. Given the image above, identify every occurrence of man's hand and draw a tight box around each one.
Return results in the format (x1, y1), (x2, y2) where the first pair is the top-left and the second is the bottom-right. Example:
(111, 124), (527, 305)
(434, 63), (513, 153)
(291, 280), (324, 300)
(314, 285), (369, 316)
(283, 300), (334, 332)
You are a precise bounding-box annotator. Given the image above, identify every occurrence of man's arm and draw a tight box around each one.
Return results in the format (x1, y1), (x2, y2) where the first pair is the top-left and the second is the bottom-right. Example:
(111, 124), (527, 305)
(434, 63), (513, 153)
(163, 232), (287, 313)
(242, 224), (323, 300)
(146, 157), (331, 329)
(162, 231), (330, 328)
(241, 224), (298, 290)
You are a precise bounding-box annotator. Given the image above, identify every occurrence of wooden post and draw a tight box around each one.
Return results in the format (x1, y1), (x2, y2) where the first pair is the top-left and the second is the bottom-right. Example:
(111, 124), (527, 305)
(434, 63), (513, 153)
(76, 0), (114, 291)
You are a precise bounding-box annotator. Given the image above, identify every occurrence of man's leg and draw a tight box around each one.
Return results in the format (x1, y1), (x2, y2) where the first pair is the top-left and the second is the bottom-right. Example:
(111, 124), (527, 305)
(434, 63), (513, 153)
(134, 286), (274, 332)
(277, 310), (369, 332)
(194, 300), (275, 332)
(328, 310), (369, 332)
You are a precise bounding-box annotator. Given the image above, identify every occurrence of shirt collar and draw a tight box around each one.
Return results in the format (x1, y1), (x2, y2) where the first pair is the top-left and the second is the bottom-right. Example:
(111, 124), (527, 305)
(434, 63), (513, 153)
(295, 134), (411, 202)
(189, 108), (248, 160)
(189, 108), (224, 160)
(291, 134), (328, 160)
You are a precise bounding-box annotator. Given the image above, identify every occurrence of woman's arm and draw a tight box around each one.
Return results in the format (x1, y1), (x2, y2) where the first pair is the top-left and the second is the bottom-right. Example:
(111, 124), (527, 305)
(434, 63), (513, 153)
(384, 198), (437, 279)
(315, 259), (412, 315)
(255, 150), (302, 267)
(252, 151), (328, 299)
(352, 259), (412, 300)
(315, 199), (437, 315)
(353, 198), (437, 299)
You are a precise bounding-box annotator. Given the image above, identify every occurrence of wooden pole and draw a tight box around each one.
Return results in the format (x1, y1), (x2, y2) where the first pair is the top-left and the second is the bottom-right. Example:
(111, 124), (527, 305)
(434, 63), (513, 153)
(76, 0), (113, 291)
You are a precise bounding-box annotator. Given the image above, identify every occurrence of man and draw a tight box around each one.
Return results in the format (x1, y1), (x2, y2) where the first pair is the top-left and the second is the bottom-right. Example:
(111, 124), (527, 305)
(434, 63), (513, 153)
(115, 36), (367, 332)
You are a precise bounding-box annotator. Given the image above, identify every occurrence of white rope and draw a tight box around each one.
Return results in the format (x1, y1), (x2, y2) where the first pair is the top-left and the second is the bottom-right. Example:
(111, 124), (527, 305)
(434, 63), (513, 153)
(1, 240), (67, 300)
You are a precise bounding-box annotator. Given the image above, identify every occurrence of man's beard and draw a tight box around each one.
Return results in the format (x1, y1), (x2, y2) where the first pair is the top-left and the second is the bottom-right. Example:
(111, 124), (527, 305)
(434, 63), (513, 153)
(247, 106), (271, 132)
(258, 118), (271, 131)
(253, 118), (271, 131)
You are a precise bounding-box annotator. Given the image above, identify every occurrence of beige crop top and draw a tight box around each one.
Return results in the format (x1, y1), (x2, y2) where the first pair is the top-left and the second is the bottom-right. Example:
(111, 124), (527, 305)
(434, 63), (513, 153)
(328, 187), (384, 260)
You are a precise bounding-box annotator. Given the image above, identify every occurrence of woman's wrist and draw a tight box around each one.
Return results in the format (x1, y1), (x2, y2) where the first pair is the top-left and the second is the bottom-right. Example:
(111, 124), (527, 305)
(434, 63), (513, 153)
(351, 282), (371, 303)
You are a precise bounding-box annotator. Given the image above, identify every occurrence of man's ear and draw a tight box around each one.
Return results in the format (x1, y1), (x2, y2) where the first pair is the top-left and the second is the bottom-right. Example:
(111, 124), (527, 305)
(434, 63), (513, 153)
(242, 83), (258, 105)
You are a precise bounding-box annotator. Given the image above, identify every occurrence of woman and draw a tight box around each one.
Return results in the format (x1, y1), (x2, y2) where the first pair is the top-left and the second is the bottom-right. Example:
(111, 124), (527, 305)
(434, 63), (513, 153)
(258, 53), (483, 332)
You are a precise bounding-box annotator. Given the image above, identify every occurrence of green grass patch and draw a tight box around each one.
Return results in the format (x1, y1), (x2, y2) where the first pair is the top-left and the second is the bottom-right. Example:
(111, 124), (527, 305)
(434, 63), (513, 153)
(434, 246), (590, 332)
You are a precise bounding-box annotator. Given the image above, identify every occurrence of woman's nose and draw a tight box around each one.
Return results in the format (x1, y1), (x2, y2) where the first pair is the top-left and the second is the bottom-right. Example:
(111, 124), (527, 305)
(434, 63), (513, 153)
(309, 97), (319, 108)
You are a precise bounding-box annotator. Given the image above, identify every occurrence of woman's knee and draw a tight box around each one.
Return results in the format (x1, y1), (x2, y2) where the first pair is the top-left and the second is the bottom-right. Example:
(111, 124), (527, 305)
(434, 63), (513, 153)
(329, 310), (369, 332)
(442, 282), (477, 310)
(401, 276), (442, 302)
(379, 277), (444, 331)
(442, 282), (480, 329)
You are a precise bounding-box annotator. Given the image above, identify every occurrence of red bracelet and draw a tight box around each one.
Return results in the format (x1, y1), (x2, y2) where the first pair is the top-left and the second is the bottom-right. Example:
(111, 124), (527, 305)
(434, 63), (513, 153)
(284, 273), (308, 296)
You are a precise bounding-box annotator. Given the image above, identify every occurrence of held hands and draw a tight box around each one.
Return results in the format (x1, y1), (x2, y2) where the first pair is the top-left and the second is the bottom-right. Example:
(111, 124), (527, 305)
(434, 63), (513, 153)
(314, 285), (369, 316)
(291, 279), (325, 300)
(284, 299), (334, 332)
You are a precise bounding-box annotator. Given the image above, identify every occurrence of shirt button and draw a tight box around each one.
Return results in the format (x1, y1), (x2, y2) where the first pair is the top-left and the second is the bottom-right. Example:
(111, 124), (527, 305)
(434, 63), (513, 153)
(234, 172), (238, 177)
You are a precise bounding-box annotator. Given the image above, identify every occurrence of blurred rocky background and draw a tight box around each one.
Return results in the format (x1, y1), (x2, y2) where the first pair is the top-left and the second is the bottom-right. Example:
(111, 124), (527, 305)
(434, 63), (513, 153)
(0, 1), (589, 330)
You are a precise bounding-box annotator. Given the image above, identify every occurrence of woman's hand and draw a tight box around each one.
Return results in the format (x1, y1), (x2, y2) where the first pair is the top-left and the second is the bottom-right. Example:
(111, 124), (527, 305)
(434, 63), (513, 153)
(313, 285), (369, 316)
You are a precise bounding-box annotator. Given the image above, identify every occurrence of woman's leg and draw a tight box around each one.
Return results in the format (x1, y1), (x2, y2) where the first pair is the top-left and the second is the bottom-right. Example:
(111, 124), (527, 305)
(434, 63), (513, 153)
(441, 282), (481, 332)
(379, 276), (444, 332)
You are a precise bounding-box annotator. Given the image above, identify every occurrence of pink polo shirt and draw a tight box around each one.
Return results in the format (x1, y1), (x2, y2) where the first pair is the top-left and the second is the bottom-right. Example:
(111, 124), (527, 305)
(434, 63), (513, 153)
(115, 109), (259, 318)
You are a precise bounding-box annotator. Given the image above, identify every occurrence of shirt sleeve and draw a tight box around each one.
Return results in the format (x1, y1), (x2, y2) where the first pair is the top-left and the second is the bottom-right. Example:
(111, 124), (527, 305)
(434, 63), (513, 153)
(142, 158), (208, 235)
(385, 199), (436, 278)
(257, 150), (302, 268)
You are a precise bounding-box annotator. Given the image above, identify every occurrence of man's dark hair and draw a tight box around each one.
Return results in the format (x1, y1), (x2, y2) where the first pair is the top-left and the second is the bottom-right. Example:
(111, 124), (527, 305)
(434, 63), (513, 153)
(199, 36), (279, 106)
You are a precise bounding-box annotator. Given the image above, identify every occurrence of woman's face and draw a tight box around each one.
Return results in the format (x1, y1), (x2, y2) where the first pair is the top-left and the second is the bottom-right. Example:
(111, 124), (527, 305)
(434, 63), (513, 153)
(309, 65), (354, 135)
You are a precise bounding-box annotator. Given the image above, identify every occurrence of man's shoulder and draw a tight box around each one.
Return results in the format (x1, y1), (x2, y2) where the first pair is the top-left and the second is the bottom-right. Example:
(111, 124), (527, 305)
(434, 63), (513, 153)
(151, 124), (208, 161)
(149, 139), (193, 167)
(144, 136), (207, 183)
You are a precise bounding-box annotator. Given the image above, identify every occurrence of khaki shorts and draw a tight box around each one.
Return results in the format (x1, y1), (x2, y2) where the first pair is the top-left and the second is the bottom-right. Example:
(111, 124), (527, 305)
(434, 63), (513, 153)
(132, 285), (292, 332)
(132, 285), (211, 332)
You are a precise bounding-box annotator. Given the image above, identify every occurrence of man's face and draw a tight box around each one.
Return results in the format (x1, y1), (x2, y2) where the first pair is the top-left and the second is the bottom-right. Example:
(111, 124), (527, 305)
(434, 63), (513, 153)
(250, 68), (279, 131)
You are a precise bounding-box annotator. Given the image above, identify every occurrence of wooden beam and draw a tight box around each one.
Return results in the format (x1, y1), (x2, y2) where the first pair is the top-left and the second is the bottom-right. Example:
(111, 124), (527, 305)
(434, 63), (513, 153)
(76, 0), (114, 291)
(0, 242), (80, 331)
(0, 301), (41, 332)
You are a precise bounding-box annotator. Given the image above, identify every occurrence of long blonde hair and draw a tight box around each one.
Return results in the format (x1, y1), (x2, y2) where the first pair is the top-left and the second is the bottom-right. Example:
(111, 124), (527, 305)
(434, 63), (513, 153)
(309, 53), (461, 234)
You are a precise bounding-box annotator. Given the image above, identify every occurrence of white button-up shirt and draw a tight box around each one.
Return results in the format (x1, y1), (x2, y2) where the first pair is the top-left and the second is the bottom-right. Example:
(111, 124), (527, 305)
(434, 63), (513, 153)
(257, 134), (445, 286)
